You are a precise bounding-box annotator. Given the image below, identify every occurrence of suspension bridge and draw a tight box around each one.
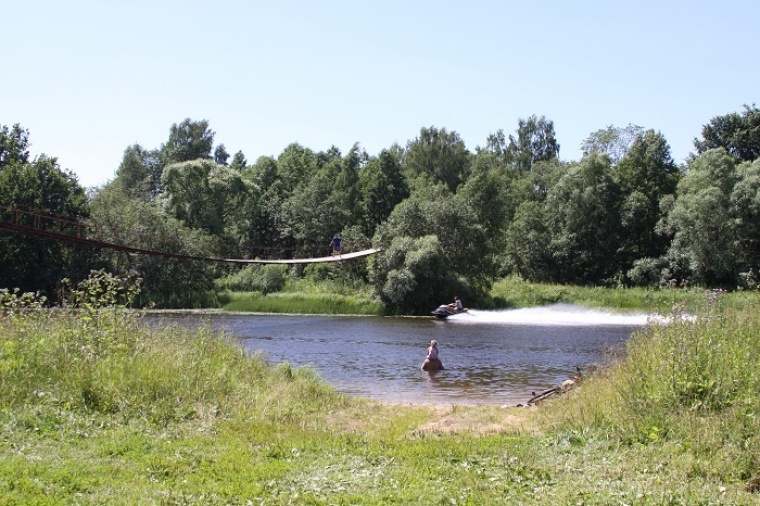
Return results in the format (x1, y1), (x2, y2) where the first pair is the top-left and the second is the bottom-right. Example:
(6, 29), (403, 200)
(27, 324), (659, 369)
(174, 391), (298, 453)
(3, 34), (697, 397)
(0, 203), (380, 264)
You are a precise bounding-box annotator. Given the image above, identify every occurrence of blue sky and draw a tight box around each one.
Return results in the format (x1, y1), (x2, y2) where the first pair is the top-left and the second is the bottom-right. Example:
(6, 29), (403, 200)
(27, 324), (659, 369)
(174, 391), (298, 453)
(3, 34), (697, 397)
(2, 0), (758, 188)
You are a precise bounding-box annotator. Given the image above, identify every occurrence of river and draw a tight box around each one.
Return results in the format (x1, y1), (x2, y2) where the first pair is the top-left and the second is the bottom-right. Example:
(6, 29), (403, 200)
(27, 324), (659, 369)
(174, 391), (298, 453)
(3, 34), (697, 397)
(154, 303), (649, 406)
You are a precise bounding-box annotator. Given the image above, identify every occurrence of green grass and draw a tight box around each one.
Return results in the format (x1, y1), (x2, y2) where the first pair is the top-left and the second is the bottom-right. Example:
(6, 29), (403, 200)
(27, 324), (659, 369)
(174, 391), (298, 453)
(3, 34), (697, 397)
(3, 289), (760, 504)
(491, 275), (759, 313)
(218, 275), (759, 317)
(221, 290), (385, 315)
(219, 277), (386, 315)
(535, 291), (760, 499)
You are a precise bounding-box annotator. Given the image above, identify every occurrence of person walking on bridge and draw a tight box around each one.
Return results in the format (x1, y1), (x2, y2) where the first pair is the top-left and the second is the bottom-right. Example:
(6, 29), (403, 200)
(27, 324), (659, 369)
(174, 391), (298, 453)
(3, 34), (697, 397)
(329, 234), (342, 256)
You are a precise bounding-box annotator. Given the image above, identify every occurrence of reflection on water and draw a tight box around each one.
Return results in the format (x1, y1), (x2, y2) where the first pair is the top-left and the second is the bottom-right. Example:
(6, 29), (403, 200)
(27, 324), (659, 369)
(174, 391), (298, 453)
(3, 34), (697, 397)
(153, 304), (646, 406)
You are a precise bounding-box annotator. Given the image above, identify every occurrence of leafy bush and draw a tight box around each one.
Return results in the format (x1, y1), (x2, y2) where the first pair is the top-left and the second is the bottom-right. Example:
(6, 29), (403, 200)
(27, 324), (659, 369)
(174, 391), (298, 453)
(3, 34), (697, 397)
(303, 262), (336, 282)
(371, 235), (471, 313)
(0, 288), (47, 314)
(216, 264), (288, 294)
(59, 269), (142, 310)
(627, 257), (667, 287)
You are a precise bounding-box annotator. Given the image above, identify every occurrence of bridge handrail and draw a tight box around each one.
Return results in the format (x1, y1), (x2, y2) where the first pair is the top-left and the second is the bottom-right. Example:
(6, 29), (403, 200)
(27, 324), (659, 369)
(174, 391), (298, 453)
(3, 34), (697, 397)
(0, 201), (379, 264)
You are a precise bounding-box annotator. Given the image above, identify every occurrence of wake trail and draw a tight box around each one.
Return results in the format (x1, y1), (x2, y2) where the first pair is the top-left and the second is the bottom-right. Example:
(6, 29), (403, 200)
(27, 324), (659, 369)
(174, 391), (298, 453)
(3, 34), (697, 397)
(450, 303), (651, 326)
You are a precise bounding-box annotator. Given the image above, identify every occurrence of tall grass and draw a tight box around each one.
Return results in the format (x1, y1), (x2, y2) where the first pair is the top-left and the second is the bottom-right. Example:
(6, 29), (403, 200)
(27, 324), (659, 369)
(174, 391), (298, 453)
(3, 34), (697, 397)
(222, 291), (385, 315)
(541, 290), (760, 485)
(0, 308), (347, 428)
(491, 275), (758, 313)
(220, 277), (385, 315)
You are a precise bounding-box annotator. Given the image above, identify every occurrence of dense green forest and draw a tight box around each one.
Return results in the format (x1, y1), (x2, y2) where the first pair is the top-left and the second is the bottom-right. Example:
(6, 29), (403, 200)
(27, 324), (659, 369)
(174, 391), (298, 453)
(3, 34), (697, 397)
(1, 105), (759, 312)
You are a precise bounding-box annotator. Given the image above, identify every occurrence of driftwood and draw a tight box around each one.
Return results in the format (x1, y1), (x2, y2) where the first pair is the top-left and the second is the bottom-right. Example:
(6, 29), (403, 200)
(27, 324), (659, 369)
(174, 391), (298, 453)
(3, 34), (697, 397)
(521, 367), (583, 406)
(526, 386), (562, 405)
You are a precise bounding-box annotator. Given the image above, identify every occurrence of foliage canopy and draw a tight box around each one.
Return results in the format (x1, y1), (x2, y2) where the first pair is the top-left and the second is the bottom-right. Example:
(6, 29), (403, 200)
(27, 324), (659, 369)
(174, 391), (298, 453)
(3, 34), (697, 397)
(2, 104), (760, 311)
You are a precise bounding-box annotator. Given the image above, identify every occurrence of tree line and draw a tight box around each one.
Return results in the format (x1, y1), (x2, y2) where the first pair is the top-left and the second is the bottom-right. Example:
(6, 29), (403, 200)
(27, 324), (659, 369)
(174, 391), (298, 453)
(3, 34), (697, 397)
(1, 105), (759, 311)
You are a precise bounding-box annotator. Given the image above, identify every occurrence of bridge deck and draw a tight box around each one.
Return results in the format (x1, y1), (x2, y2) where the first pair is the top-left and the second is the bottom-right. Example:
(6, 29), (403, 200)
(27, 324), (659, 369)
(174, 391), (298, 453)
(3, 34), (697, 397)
(224, 249), (382, 264)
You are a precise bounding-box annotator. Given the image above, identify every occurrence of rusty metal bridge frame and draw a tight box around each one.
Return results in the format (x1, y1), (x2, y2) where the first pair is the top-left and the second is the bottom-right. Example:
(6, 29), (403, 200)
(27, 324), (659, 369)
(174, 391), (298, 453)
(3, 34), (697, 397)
(0, 203), (380, 264)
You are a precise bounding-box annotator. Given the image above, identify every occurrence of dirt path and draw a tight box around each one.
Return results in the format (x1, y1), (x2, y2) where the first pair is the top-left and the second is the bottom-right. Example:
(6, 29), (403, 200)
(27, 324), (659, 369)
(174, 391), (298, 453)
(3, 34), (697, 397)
(410, 404), (540, 436)
(359, 402), (542, 437)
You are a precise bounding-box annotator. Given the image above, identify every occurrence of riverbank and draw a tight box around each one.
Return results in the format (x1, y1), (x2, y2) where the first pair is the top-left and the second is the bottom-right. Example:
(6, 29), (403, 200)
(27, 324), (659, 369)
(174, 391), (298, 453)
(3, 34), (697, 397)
(2, 288), (759, 503)
(214, 276), (758, 317)
(217, 282), (385, 315)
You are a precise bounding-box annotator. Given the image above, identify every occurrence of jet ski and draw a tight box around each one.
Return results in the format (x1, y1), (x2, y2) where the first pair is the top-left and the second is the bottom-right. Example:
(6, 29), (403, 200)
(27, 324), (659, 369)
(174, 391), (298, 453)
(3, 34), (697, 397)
(431, 305), (468, 319)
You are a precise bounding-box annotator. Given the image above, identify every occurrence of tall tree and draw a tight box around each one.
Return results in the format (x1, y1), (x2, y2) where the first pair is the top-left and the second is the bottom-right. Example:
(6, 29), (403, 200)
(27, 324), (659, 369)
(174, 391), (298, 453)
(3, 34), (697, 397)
(238, 156), (281, 257)
(731, 159), (760, 272)
(114, 144), (163, 199)
(372, 185), (491, 301)
(276, 143), (317, 193)
(229, 150), (248, 171)
(477, 129), (511, 172)
(214, 144), (230, 165)
(0, 154), (90, 294)
(545, 154), (621, 284)
(504, 200), (553, 281)
(483, 129), (508, 158)
(694, 104), (760, 163)
(613, 130), (680, 267)
(506, 115), (560, 172)
(581, 123), (644, 165)
(325, 143), (365, 228)
(507, 159), (566, 205)
(279, 171), (345, 254)
(659, 149), (738, 285)
(89, 185), (218, 306)
(161, 118), (215, 165)
(161, 159), (250, 239)
(455, 161), (511, 257)
(403, 126), (471, 192)
(0, 123), (31, 169)
(316, 145), (342, 169)
(358, 149), (409, 237)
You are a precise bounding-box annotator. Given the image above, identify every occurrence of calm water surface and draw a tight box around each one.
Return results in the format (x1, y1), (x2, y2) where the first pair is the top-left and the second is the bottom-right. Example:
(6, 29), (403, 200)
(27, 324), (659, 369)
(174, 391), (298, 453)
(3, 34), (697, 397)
(157, 304), (649, 406)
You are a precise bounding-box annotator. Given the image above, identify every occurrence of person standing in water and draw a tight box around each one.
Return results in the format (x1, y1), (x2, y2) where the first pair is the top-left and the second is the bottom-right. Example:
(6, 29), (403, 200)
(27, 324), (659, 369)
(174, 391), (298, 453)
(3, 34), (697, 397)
(421, 340), (444, 371)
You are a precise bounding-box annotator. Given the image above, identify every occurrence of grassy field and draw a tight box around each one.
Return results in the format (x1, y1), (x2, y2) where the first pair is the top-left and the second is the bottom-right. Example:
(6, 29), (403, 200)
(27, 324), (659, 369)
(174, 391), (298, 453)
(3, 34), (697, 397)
(1, 286), (760, 504)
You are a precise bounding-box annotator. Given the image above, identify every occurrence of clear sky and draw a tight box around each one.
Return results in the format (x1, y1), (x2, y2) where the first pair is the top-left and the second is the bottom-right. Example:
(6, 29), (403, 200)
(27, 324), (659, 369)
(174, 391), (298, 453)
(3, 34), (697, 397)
(2, 0), (758, 188)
